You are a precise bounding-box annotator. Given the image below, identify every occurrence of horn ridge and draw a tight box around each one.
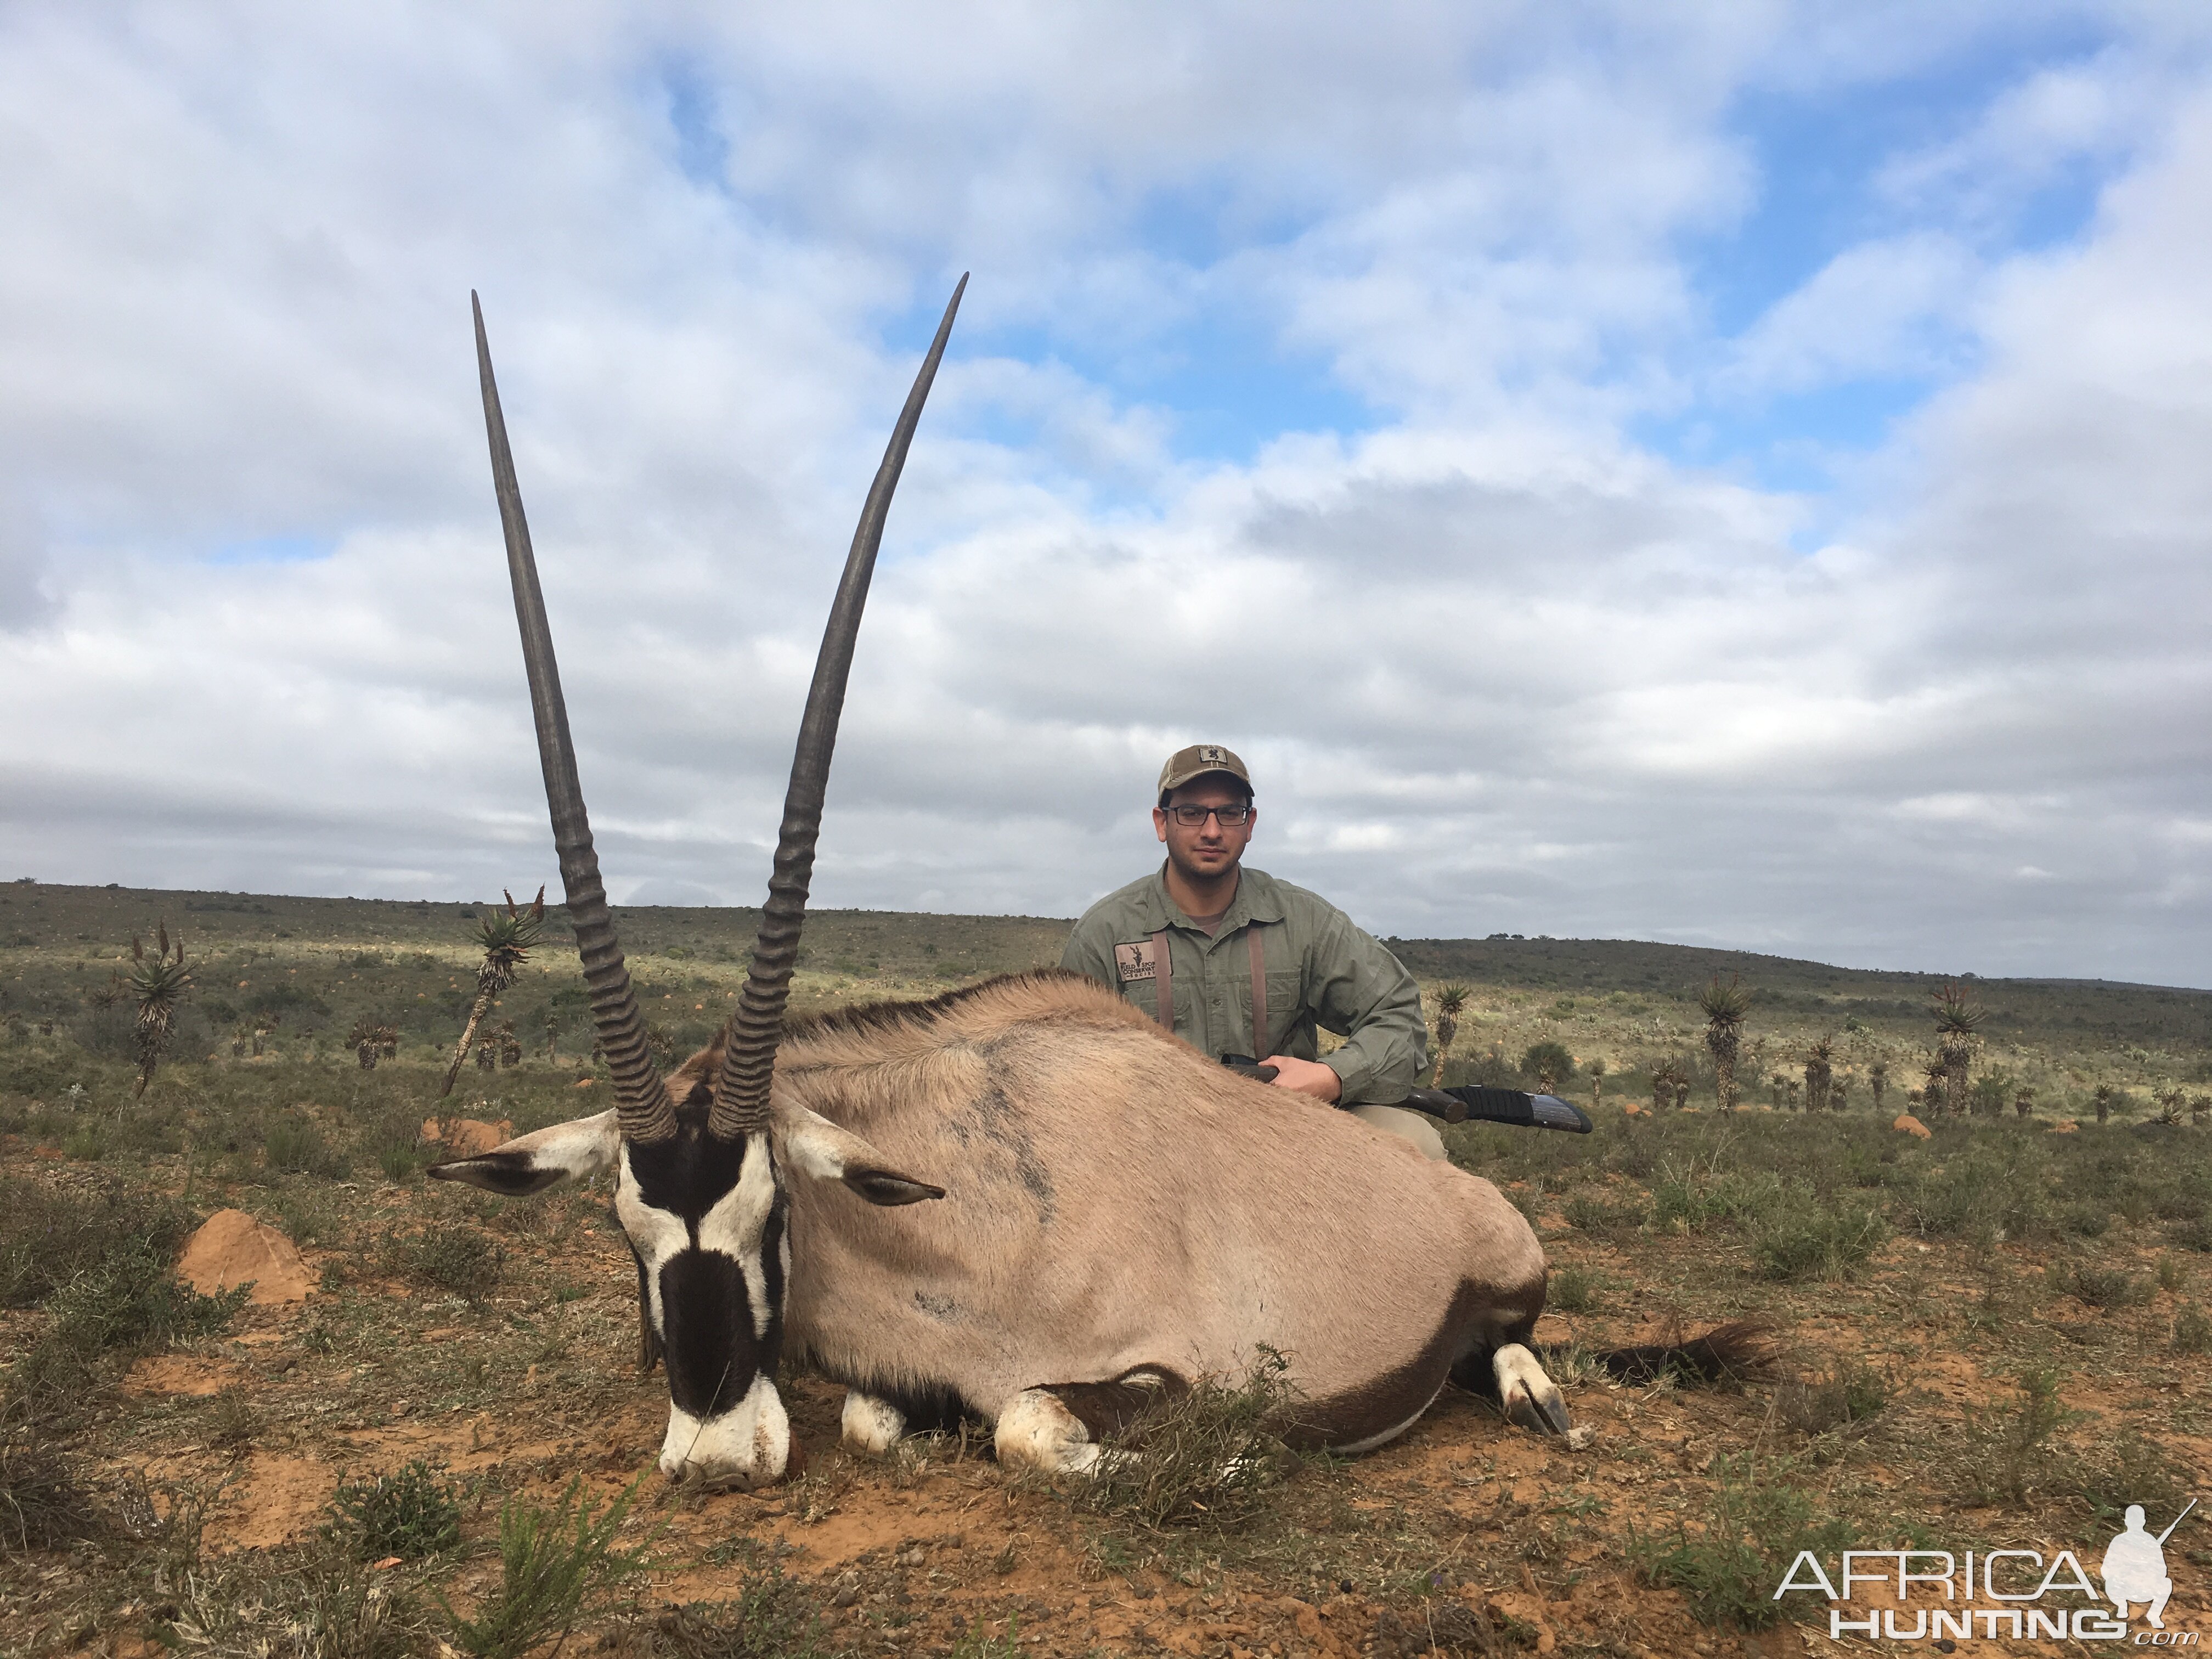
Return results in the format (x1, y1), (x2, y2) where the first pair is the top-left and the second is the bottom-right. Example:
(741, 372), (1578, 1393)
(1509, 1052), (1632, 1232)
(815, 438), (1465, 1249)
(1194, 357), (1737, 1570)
(709, 274), (968, 1141)
(473, 292), (676, 1144)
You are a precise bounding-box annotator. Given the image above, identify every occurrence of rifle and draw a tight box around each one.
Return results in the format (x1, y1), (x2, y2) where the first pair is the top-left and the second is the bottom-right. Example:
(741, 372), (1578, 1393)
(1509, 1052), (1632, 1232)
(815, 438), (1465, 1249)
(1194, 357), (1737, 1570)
(1218, 1057), (1593, 1133)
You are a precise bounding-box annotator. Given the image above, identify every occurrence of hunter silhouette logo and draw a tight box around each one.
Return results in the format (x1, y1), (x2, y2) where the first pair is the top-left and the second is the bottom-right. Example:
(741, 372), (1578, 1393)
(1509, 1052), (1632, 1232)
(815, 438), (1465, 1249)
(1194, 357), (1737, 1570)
(2106, 1499), (2194, 1630)
(1775, 1496), (2200, 1643)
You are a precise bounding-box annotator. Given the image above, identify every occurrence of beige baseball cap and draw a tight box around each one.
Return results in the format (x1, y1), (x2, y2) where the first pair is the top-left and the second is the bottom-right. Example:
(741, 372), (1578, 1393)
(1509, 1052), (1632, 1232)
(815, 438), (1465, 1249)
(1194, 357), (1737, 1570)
(1157, 743), (1252, 802)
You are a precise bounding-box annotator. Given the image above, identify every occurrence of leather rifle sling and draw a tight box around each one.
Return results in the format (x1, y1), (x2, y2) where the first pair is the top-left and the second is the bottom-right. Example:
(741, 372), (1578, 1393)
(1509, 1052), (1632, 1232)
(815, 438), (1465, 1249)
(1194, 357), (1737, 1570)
(1247, 923), (1268, 1058)
(1150, 928), (1173, 1029)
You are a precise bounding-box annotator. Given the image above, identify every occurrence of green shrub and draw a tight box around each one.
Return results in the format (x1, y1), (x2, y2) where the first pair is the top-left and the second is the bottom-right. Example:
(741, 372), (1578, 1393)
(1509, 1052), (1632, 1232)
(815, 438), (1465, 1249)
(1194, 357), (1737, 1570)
(1519, 1041), (1575, 1088)
(42, 1246), (248, 1356)
(326, 1460), (464, 1561)
(7, 1246), (247, 1418)
(265, 1118), (347, 1179)
(0, 1177), (193, 1307)
(2057, 1262), (2150, 1311)
(1748, 1200), (1888, 1282)
(1893, 1143), (2052, 1245)
(2073, 1427), (2191, 1534)
(383, 1227), (504, 1302)
(364, 1110), (426, 1184)
(1650, 1161), (1788, 1235)
(1957, 1370), (2083, 1506)
(1564, 1193), (1644, 1237)
(2174, 1305), (2210, 1355)
(640, 1565), (832, 1659)
(1548, 1265), (1605, 1314)
(439, 1475), (650, 1659)
(2058, 1202), (2112, 1238)
(2170, 1216), (2212, 1254)
(1630, 1453), (1852, 1629)
(1776, 1364), (1889, 1436)
(167, 1545), (420, 1659)
(0, 1427), (101, 1551)
(1078, 1348), (1301, 1531)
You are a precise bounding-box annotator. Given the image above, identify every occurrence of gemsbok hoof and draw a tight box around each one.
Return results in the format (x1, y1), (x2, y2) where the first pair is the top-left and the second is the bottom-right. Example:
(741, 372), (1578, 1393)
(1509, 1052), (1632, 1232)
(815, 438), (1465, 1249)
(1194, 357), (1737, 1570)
(1493, 1342), (1573, 1436)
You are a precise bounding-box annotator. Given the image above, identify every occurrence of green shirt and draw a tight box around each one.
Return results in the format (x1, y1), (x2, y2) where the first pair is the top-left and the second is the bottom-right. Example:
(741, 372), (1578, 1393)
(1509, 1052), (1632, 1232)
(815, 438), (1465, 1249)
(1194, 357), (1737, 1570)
(1058, 864), (1427, 1105)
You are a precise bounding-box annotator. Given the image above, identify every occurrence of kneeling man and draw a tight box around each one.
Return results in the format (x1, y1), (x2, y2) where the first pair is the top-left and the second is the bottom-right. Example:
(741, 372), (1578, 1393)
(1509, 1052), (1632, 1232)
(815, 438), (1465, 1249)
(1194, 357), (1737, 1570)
(1060, 744), (1442, 1159)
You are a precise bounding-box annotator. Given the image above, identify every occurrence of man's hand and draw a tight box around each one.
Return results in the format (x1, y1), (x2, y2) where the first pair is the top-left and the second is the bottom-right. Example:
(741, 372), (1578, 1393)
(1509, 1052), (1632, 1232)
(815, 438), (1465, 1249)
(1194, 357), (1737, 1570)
(1263, 1054), (1341, 1103)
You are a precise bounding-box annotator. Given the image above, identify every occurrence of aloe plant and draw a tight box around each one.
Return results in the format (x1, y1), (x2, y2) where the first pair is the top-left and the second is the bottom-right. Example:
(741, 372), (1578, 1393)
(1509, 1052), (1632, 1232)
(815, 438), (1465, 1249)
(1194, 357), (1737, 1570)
(127, 922), (192, 1098)
(1931, 980), (1982, 1116)
(347, 1021), (398, 1071)
(1803, 1034), (1835, 1114)
(442, 888), (546, 1099)
(1429, 984), (1471, 1086)
(1699, 975), (1751, 1111)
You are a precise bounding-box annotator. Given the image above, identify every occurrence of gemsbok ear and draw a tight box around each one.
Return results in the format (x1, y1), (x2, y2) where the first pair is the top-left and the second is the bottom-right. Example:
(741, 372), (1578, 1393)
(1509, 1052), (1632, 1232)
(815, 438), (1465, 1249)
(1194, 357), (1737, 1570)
(426, 1109), (622, 1196)
(779, 1105), (947, 1207)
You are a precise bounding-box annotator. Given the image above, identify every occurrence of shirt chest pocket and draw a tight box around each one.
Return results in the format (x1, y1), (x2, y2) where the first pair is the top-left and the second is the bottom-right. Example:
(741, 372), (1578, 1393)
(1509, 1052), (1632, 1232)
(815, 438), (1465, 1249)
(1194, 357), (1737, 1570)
(1243, 969), (1304, 1054)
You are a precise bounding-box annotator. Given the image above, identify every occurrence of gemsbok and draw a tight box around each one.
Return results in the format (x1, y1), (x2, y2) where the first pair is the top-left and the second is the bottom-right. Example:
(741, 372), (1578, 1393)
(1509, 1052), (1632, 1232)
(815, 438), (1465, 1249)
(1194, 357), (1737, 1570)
(435, 280), (1746, 1487)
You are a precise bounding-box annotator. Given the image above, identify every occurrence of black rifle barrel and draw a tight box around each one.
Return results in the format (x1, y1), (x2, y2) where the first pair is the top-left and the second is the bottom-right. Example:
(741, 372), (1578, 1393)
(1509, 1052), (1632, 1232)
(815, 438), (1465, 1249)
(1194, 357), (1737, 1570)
(1401, 1086), (1593, 1134)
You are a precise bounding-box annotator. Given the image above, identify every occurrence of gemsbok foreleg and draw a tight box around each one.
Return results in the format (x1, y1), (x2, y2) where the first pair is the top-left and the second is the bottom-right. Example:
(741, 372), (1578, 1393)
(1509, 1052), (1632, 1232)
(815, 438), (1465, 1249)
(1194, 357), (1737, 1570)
(1491, 1343), (1572, 1436)
(840, 1390), (908, 1455)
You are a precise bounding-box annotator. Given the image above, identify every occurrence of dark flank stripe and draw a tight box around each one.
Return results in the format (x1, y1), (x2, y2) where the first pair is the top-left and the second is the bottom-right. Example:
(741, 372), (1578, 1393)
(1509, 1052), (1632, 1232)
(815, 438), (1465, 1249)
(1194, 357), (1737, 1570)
(1043, 1369), (1190, 1440)
(1294, 1270), (1544, 1451)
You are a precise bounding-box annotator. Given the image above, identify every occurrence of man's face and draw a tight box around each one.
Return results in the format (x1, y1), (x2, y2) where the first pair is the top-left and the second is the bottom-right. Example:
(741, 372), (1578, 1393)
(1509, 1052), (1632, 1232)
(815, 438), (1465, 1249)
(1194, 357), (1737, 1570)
(1153, 775), (1255, 887)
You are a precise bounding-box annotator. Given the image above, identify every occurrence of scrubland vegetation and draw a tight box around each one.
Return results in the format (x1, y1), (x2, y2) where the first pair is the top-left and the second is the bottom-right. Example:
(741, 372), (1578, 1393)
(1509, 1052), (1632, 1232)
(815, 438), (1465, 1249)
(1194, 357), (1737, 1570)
(3, 882), (2209, 1656)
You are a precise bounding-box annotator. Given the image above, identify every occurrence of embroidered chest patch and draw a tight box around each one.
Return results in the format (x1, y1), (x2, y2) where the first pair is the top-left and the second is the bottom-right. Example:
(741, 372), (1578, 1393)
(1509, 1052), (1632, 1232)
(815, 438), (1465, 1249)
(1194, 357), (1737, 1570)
(1113, 940), (1158, 983)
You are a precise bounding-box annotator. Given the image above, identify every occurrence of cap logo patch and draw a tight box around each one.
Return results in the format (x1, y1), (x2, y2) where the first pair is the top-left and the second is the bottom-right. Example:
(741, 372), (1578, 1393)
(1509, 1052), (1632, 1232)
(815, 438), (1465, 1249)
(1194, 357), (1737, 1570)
(1199, 746), (1224, 764)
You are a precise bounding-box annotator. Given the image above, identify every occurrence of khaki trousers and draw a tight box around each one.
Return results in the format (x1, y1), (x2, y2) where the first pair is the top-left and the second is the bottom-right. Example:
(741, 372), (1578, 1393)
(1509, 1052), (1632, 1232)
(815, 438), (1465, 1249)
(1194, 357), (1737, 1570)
(1348, 1102), (1448, 1161)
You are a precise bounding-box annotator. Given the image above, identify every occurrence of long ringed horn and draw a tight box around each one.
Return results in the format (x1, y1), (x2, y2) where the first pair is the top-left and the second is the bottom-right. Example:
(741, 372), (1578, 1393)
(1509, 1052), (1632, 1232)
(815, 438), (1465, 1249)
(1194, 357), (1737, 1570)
(708, 274), (967, 1141)
(473, 291), (676, 1144)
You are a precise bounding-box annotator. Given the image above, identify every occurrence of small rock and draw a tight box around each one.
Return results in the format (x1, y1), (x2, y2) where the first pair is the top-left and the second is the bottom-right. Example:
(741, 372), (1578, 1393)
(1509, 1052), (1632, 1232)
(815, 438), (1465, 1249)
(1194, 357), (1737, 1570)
(1564, 1425), (1596, 1452)
(899, 1547), (926, 1567)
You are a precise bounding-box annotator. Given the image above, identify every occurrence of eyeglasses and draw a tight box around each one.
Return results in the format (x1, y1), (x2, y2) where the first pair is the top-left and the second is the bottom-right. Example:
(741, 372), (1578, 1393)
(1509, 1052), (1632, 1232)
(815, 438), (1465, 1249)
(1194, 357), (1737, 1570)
(1166, 804), (1251, 827)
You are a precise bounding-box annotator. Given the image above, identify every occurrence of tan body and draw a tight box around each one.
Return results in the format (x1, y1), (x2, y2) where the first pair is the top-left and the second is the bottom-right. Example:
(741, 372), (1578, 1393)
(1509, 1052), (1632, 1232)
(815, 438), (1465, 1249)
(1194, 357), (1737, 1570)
(765, 971), (1552, 1456)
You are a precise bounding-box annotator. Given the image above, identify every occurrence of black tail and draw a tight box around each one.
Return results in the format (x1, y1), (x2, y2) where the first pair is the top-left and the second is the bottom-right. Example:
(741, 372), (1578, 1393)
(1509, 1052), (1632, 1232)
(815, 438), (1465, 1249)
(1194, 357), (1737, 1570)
(1592, 1319), (1778, 1386)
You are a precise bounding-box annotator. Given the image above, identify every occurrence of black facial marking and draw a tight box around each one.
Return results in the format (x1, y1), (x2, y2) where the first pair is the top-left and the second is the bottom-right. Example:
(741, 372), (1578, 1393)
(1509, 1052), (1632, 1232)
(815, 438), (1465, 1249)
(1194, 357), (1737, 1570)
(631, 1247), (662, 1375)
(659, 1246), (773, 1417)
(622, 1117), (786, 1422)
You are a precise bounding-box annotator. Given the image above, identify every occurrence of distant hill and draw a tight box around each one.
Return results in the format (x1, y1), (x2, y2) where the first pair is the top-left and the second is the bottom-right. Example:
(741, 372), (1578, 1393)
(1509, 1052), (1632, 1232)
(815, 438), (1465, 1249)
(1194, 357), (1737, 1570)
(3, 882), (2206, 1092)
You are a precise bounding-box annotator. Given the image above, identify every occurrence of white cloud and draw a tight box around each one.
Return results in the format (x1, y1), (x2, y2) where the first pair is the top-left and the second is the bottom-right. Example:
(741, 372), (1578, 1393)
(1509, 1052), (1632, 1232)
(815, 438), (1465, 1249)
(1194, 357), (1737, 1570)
(0, 2), (2208, 989)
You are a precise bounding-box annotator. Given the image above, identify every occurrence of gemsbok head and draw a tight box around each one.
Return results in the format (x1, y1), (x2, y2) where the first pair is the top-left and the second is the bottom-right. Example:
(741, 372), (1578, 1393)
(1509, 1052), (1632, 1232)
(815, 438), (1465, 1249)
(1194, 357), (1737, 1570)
(431, 280), (968, 1485)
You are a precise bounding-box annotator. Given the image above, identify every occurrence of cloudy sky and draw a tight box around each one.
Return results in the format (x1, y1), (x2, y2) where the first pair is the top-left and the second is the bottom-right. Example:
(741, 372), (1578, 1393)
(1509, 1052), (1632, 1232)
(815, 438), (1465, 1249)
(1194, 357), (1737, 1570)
(3, 3), (2209, 986)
